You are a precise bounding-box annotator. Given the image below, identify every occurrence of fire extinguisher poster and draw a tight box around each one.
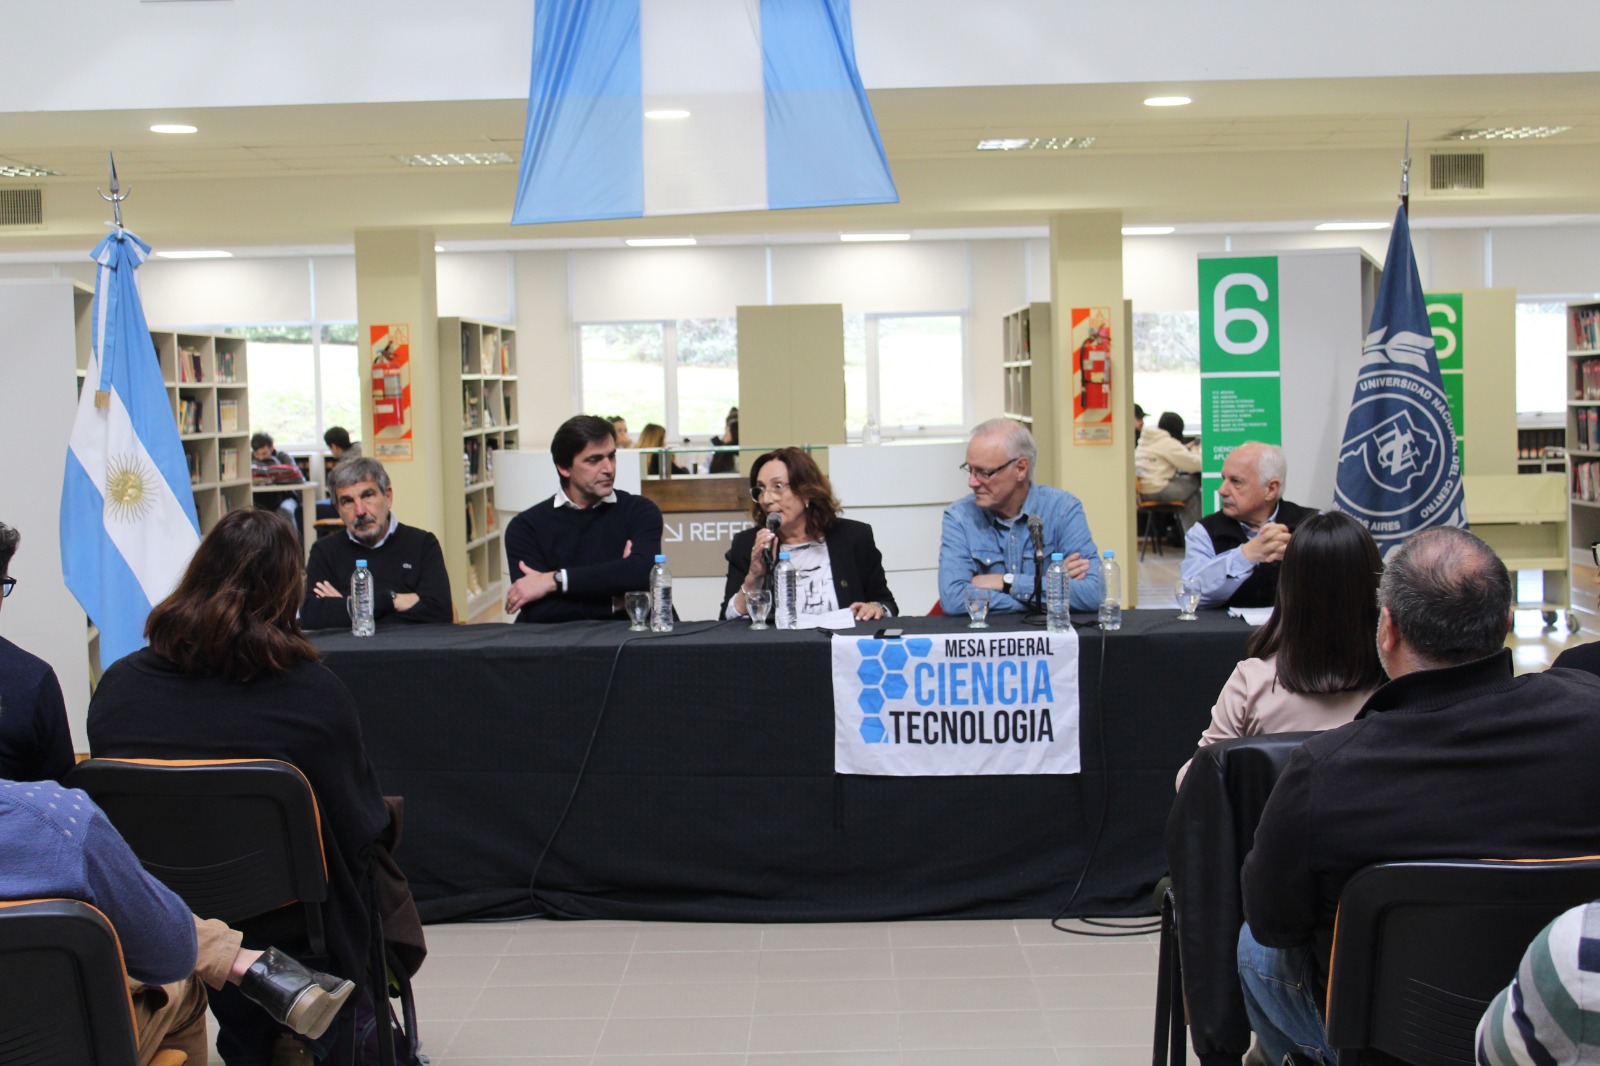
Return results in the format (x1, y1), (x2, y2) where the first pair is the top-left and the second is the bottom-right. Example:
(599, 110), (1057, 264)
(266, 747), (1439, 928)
(370, 324), (413, 461)
(1071, 307), (1113, 445)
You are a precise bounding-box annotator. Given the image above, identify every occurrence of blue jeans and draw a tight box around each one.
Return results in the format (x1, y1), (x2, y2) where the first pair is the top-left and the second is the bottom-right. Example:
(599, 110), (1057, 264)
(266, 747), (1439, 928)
(1237, 924), (1334, 1066)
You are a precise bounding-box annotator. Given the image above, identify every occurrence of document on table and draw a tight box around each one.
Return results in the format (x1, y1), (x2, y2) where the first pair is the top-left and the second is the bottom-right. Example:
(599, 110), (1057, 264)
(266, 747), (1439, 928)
(798, 607), (858, 630)
(1228, 606), (1273, 627)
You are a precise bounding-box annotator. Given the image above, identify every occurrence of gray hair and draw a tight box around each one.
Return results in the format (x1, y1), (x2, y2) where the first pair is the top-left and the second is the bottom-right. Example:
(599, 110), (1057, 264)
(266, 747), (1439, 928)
(970, 418), (1037, 470)
(1378, 526), (1511, 667)
(0, 521), (17, 579)
(327, 456), (391, 494)
(1231, 441), (1287, 488)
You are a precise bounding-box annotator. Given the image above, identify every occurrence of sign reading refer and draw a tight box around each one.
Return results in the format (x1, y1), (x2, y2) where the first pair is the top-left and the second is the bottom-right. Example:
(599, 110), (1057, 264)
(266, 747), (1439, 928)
(832, 631), (1081, 776)
(370, 324), (413, 461)
(1199, 256), (1282, 509)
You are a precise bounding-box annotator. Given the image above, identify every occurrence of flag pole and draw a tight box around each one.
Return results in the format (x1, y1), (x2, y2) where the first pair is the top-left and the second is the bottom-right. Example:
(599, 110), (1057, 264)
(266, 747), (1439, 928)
(97, 151), (128, 230)
(1398, 121), (1411, 215)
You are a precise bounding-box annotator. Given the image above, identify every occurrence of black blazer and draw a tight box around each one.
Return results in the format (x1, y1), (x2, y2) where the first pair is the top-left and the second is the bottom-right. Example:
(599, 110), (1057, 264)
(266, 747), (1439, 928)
(721, 517), (897, 618)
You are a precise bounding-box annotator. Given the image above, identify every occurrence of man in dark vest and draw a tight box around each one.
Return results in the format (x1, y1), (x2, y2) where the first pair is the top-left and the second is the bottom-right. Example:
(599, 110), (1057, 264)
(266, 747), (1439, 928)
(1180, 442), (1315, 609)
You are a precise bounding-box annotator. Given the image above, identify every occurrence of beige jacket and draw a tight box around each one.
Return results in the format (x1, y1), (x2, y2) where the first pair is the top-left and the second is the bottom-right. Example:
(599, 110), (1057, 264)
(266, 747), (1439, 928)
(1134, 426), (1200, 493)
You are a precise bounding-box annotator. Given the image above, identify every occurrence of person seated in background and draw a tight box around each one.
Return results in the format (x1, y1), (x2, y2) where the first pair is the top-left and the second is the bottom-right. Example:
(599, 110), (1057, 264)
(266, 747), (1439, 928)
(608, 415), (633, 449)
(1181, 441), (1315, 609)
(0, 521), (74, 783)
(1136, 410), (1203, 533)
(251, 430), (306, 536)
(1132, 403), (1146, 444)
(708, 407), (739, 475)
(938, 418), (1103, 615)
(1, 780), (356, 1065)
(1477, 899), (1600, 1066)
(1238, 528), (1600, 1066)
(1175, 512), (1386, 788)
(301, 456), (453, 628)
(722, 446), (896, 623)
(86, 508), (424, 1063)
(322, 425), (360, 464)
(637, 422), (689, 477)
(504, 415), (662, 623)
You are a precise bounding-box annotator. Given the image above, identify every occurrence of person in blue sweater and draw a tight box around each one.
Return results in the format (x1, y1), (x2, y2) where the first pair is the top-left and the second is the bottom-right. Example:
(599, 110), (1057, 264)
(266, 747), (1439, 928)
(504, 415), (665, 623)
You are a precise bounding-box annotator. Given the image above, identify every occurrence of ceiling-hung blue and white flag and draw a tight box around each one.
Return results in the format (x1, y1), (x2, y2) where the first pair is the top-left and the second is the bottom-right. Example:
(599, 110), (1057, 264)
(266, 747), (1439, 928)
(512, 0), (898, 225)
(60, 228), (201, 667)
(1334, 204), (1467, 554)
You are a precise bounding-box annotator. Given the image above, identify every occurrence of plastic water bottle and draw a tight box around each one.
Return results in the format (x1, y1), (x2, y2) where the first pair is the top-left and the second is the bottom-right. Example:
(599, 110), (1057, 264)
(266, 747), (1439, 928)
(774, 551), (799, 630)
(350, 559), (376, 637)
(649, 554), (673, 632)
(1045, 553), (1071, 633)
(1099, 549), (1122, 631)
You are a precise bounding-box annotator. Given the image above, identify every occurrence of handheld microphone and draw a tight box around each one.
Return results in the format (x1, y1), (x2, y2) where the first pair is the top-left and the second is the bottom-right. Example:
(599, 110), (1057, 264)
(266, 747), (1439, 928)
(1027, 515), (1046, 610)
(764, 512), (782, 577)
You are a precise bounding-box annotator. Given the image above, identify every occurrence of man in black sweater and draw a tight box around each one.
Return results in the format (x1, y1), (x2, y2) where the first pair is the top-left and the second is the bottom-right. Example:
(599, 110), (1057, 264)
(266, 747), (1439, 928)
(1180, 441), (1315, 609)
(301, 457), (453, 628)
(1238, 527), (1600, 1065)
(504, 415), (662, 623)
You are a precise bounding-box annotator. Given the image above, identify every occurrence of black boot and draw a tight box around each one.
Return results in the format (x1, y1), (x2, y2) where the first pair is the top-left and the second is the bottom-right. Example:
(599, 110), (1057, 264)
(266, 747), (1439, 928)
(240, 946), (356, 1041)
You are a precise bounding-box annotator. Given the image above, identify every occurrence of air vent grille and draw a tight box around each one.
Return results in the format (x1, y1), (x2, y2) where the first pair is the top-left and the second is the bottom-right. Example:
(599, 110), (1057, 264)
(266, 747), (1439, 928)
(0, 188), (43, 226)
(1428, 153), (1486, 194)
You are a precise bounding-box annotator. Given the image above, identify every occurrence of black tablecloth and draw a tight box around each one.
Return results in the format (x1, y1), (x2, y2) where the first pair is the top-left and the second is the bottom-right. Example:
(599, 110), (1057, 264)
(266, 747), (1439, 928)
(314, 611), (1250, 924)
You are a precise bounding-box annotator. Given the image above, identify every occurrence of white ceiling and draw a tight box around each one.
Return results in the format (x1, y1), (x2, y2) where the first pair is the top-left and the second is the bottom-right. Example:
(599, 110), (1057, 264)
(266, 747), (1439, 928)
(2, 71), (1599, 258)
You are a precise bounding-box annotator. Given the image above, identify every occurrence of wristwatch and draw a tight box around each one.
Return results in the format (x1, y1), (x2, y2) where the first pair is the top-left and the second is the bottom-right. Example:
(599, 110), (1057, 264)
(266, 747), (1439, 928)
(1002, 573), (1014, 594)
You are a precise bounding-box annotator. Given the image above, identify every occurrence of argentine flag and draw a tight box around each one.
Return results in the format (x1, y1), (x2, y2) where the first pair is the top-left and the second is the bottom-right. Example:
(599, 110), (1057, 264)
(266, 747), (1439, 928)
(512, 0), (897, 225)
(60, 228), (201, 667)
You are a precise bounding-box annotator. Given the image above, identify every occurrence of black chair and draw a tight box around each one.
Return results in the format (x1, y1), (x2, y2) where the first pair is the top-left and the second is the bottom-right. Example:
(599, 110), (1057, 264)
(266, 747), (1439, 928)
(1137, 478), (1188, 561)
(0, 898), (184, 1066)
(1158, 732), (1318, 1066)
(67, 758), (330, 959)
(1324, 858), (1600, 1066)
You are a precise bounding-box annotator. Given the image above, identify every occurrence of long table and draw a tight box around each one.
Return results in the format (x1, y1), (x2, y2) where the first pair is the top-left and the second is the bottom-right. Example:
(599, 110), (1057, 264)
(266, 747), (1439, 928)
(315, 611), (1251, 924)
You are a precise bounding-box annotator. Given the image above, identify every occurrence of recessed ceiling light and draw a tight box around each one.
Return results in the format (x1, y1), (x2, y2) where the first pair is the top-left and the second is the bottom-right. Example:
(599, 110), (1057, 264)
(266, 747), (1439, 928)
(975, 136), (1094, 151)
(1143, 96), (1192, 108)
(1315, 221), (1390, 231)
(1122, 226), (1175, 236)
(625, 237), (697, 247)
(0, 161), (57, 178)
(156, 250), (233, 259)
(150, 124), (198, 134)
(840, 233), (910, 243)
(1445, 125), (1570, 141)
(395, 152), (514, 167)
(977, 138), (1032, 151)
(434, 245), (444, 253)
(644, 109), (691, 120)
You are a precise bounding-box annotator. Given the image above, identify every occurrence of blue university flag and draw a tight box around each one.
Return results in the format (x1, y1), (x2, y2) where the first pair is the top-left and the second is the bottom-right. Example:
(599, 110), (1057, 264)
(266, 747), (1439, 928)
(60, 228), (201, 666)
(512, 0), (898, 224)
(1333, 205), (1467, 553)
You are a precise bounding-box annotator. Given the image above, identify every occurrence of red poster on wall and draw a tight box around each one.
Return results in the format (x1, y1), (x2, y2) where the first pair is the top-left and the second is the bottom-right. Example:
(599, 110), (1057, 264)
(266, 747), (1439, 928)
(1071, 307), (1113, 445)
(370, 324), (413, 461)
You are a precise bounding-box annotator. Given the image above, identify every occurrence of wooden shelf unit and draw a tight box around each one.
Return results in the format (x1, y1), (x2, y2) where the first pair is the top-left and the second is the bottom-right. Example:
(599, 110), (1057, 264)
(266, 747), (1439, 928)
(1566, 300), (1600, 631)
(1001, 303), (1051, 429)
(439, 317), (519, 621)
(147, 330), (257, 535)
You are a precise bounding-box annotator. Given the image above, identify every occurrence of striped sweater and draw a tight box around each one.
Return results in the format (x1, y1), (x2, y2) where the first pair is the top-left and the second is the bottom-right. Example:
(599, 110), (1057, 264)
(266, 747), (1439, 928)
(1478, 900), (1600, 1065)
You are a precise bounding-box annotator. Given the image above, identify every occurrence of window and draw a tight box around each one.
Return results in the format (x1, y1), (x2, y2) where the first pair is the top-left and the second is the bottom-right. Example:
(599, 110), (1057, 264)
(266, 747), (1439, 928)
(202, 323), (359, 451)
(844, 313), (965, 437)
(1516, 302), (1568, 416)
(578, 318), (737, 438)
(1132, 310), (1201, 432)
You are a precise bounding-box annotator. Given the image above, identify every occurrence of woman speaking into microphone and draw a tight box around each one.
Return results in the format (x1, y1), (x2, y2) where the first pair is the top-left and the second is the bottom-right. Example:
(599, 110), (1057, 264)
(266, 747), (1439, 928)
(721, 447), (897, 623)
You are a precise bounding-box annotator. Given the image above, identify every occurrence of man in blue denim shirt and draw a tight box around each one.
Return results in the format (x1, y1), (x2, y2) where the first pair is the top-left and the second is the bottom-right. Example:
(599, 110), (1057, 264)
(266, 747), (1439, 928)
(938, 419), (1104, 615)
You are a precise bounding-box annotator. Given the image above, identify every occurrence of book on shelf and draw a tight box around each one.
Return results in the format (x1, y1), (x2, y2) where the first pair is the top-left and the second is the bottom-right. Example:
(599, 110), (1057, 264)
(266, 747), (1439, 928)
(503, 394), (513, 425)
(216, 347), (237, 383)
(218, 398), (239, 433)
(461, 324), (472, 373)
(220, 447), (239, 481)
(466, 502), (476, 543)
(186, 449), (200, 484)
(1575, 460), (1600, 502)
(481, 333), (498, 376)
(485, 501), (495, 530)
(177, 396), (204, 435)
(177, 347), (203, 383)
(500, 337), (512, 375)
(1575, 307), (1600, 351)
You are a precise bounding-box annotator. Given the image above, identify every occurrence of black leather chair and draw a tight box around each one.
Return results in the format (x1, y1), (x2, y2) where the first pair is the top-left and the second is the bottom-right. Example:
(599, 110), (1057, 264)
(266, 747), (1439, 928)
(1159, 732), (1318, 1066)
(1324, 858), (1600, 1066)
(0, 898), (184, 1065)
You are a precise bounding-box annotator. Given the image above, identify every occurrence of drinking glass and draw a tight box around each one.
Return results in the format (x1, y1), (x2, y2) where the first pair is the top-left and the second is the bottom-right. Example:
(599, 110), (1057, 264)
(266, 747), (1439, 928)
(966, 589), (991, 629)
(1174, 578), (1201, 621)
(624, 591), (650, 631)
(746, 589), (772, 631)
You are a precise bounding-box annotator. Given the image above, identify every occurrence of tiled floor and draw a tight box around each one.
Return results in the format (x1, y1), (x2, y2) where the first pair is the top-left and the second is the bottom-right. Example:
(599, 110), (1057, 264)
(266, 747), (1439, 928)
(214, 547), (1594, 1065)
(400, 917), (1168, 1065)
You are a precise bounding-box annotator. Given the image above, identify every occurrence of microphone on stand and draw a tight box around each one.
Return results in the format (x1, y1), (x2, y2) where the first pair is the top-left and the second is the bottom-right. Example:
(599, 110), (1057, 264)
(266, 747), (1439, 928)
(1027, 515), (1046, 609)
(763, 512), (782, 592)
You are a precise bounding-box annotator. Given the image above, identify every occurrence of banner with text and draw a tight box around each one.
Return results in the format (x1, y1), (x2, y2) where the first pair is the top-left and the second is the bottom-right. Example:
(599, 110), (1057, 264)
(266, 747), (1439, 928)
(1198, 256), (1281, 510)
(832, 631), (1081, 776)
(1426, 293), (1466, 469)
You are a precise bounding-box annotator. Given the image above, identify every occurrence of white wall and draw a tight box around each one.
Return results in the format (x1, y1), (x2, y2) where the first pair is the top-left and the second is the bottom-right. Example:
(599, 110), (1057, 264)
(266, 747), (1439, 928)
(6, 2), (1596, 111)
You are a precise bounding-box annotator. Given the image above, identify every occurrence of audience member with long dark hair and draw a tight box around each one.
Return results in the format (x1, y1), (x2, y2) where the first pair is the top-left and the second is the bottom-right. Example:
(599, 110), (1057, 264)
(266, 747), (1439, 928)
(87, 508), (422, 1063)
(637, 422), (688, 477)
(721, 446), (896, 622)
(1176, 510), (1386, 786)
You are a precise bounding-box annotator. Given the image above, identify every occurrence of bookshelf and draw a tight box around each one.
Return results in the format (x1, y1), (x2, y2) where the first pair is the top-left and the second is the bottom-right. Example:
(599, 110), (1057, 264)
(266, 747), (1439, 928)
(1001, 303), (1051, 429)
(438, 317), (519, 621)
(1567, 300), (1600, 631)
(147, 329), (256, 537)
(1518, 418), (1566, 476)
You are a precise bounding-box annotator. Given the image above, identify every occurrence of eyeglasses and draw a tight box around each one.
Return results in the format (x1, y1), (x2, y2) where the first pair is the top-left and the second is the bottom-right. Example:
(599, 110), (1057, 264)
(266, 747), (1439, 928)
(959, 457), (1021, 480)
(750, 481), (790, 502)
(1, 577), (14, 598)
